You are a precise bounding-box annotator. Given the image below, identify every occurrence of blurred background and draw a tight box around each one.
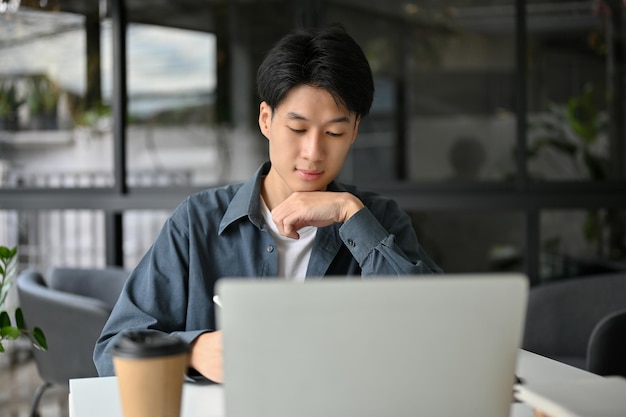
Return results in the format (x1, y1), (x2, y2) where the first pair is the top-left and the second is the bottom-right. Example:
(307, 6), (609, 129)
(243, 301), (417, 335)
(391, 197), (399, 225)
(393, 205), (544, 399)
(1, 0), (626, 415)
(2, 0), (625, 283)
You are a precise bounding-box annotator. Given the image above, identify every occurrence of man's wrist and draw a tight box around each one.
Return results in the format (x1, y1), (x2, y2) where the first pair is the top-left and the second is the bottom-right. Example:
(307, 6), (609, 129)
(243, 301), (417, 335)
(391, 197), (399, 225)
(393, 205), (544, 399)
(340, 193), (364, 222)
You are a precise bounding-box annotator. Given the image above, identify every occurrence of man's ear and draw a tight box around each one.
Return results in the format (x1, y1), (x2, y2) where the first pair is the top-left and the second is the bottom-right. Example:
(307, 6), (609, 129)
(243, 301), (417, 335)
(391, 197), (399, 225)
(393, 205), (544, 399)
(259, 101), (272, 140)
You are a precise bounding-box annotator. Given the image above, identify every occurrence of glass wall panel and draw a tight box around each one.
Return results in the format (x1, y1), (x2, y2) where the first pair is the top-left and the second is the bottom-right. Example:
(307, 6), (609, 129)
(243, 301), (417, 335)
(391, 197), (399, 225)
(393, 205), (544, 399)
(123, 210), (171, 269)
(409, 210), (525, 273)
(326, 4), (406, 183)
(125, 23), (220, 186)
(125, 2), (294, 187)
(0, 2), (113, 188)
(0, 209), (106, 271)
(0, 208), (176, 278)
(329, 1), (517, 183)
(527, 1), (624, 181)
(540, 209), (626, 282)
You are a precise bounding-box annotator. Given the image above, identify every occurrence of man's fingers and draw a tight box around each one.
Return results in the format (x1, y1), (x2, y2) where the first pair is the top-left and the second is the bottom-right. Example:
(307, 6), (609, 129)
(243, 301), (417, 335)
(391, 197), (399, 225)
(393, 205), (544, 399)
(276, 216), (300, 239)
(270, 191), (362, 239)
(189, 331), (223, 383)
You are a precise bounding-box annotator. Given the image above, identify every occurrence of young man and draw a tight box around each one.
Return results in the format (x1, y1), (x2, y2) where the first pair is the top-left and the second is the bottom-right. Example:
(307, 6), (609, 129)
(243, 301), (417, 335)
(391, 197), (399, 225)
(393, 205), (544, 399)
(94, 24), (441, 382)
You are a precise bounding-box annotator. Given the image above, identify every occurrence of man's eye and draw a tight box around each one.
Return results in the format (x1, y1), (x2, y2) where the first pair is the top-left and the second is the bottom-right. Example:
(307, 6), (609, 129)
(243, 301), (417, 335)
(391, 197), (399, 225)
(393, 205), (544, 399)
(289, 127), (306, 134)
(327, 132), (344, 137)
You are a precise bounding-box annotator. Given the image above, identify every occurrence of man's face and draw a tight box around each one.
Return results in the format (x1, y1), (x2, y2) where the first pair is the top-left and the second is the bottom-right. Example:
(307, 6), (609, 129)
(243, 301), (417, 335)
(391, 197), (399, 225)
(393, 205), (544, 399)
(259, 84), (360, 204)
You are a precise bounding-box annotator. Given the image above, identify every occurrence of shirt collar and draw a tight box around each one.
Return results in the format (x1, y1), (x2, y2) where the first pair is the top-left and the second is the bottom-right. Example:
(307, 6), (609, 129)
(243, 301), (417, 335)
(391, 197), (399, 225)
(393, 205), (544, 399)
(218, 162), (270, 234)
(218, 161), (347, 234)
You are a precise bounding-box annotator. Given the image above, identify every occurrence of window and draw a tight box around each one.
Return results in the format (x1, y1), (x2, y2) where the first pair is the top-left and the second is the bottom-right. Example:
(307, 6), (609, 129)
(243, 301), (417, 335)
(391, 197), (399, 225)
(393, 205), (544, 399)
(125, 24), (219, 187)
(1, 4), (113, 188)
(329, 0), (517, 183)
(527, 0), (616, 182)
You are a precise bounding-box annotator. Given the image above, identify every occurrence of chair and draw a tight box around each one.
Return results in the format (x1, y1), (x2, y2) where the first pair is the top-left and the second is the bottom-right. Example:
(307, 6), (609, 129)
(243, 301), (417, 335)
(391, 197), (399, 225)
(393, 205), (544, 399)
(522, 271), (626, 371)
(16, 267), (129, 417)
(587, 309), (626, 377)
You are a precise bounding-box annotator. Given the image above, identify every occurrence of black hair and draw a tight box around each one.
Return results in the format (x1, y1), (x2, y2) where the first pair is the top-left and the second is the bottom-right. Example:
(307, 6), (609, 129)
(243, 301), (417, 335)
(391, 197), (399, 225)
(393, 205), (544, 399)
(256, 24), (374, 118)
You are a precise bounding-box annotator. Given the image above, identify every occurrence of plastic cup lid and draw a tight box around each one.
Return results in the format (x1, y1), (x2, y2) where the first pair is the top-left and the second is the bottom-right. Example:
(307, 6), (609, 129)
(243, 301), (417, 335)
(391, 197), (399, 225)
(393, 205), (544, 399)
(111, 330), (189, 359)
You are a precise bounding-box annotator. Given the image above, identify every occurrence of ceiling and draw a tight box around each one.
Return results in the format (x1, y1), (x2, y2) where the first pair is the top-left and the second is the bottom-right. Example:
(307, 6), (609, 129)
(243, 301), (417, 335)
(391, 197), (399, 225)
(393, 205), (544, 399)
(6, 0), (602, 38)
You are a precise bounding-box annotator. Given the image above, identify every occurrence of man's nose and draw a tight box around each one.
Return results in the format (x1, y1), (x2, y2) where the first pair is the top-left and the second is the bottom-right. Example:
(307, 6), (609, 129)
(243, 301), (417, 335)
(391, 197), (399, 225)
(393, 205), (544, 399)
(301, 131), (324, 160)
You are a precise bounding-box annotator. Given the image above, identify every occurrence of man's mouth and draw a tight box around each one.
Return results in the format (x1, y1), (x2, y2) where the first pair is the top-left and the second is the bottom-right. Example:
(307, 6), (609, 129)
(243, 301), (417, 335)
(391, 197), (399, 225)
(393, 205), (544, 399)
(296, 169), (323, 180)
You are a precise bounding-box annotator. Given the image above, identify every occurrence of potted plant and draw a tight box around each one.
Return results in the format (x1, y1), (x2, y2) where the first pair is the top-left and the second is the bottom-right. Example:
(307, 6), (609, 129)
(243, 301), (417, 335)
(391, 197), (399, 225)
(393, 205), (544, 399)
(26, 74), (60, 130)
(0, 81), (23, 131)
(0, 245), (47, 352)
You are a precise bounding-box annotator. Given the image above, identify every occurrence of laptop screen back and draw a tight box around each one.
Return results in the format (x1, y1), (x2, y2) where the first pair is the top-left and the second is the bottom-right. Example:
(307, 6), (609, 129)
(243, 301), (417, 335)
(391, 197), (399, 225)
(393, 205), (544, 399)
(217, 274), (528, 417)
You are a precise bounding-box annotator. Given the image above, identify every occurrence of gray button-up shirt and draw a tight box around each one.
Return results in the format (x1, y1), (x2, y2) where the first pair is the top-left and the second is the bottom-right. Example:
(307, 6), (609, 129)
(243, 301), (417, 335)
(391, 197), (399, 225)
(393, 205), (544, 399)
(94, 162), (441, 376)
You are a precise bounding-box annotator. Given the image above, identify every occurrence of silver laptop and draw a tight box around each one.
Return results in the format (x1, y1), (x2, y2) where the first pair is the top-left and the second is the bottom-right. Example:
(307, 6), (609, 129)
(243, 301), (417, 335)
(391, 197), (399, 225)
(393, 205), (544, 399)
(216, 274), (528, 417)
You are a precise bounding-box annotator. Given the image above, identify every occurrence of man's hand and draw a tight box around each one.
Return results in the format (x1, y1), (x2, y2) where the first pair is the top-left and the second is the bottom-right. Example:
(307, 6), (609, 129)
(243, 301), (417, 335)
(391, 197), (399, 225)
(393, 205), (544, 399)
(189, 330), (223, 383)
(271, 191), (364, 239)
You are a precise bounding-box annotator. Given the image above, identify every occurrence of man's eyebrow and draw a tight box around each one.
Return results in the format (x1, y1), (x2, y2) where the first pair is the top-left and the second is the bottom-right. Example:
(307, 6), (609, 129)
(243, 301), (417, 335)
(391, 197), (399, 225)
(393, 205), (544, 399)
(286, 112), (351, 124)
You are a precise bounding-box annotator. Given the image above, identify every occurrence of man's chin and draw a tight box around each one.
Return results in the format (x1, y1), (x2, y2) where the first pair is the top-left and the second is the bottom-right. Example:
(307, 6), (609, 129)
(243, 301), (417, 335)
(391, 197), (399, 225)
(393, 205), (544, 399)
(291, 181), (328, 193)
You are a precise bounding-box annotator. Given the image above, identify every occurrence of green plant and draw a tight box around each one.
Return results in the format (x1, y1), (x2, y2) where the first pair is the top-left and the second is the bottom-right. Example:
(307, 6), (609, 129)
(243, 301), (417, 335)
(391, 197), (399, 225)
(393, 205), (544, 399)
(527, 85), (625, 261)
(74, 104), (110, 127)
(0, 245), (47, 352)
(0, 81), (24, 116)
(527, 84), (608, 181)
(26, 74), (59, 116)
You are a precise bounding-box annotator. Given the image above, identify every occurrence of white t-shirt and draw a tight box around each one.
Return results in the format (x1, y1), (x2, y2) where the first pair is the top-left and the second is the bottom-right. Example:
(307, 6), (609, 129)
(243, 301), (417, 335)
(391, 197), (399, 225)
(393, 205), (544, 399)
(260, 198), (317, 281)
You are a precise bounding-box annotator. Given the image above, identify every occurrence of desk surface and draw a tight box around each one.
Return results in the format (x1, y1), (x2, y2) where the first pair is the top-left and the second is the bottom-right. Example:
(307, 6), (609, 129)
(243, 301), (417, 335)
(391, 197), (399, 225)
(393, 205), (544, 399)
(69, 350), (605, 417)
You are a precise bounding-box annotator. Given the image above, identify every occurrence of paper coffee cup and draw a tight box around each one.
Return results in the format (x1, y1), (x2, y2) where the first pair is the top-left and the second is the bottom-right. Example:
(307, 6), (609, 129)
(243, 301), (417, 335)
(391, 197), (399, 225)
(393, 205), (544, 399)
(112, 331), (190, 417)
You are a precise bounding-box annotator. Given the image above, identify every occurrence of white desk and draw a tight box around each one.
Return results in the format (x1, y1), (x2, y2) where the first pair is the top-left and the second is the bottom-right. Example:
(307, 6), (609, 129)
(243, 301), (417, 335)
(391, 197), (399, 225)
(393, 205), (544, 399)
(69, 376), (224, 417)
(68, 350), (607, 417)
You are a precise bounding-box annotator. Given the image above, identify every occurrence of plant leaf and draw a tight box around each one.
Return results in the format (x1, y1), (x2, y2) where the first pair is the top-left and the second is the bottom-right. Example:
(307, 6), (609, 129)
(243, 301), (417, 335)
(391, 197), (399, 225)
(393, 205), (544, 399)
(0, 246), (11, 258)
(0, 342), (4, 352)
(0, 311), (10, 328)
(15, 307), (24, 329)
(0, 284), (12, 309)
(566, 87), (598, 144)
(33, 327), (48, 350)
(0, 326), (20, 339)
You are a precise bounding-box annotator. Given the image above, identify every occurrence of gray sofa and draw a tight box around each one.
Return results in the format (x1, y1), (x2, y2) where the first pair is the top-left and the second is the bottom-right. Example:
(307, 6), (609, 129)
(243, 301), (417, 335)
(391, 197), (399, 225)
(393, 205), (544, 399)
(16, 266), (129, 417)
(522, 271), (626, 374)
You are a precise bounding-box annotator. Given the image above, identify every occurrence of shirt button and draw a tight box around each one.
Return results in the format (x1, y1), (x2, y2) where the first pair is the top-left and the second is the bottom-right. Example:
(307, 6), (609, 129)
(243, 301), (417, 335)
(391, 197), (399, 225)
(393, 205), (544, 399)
(347, 239), (355, 247)
(266, 245), (274, 253)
